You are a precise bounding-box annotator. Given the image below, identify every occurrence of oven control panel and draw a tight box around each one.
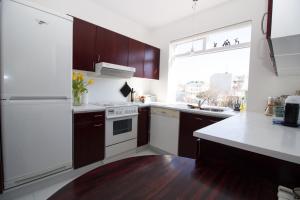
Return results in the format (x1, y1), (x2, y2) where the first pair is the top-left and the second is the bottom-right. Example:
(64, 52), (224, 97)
(106, 106), (138, 119)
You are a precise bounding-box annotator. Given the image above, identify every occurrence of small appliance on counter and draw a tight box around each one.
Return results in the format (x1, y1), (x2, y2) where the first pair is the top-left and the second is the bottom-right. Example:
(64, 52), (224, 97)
(283, 96), (300, 127)
(233, 99), (241, 112)
(144, 95), (157, 103)
(265, 97), (275, 116)
(138, 95), (157, 104)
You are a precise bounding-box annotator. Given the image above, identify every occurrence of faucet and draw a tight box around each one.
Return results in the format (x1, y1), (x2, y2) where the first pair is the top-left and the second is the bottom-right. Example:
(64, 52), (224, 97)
(198, 98), (208, 109)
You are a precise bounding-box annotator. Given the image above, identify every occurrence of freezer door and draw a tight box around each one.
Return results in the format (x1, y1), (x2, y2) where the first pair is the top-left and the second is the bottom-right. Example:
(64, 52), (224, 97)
(1, 100), (72, 189)
(1, 0), (72, 99)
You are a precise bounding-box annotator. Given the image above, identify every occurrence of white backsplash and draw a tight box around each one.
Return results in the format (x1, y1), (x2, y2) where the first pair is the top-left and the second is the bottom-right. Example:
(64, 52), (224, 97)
(86, 75), (152, 103)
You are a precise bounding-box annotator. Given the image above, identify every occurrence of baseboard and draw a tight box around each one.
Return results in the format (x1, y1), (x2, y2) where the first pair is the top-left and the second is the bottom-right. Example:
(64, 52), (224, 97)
(148, 145), (173, 155)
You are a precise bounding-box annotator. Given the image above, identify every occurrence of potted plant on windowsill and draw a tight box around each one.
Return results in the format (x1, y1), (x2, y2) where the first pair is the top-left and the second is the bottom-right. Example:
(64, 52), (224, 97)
(72, 72), (94, 106)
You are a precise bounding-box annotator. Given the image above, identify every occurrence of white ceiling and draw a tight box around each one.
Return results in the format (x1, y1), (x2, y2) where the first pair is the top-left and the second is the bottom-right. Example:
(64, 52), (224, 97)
(91, 0), (232, 29)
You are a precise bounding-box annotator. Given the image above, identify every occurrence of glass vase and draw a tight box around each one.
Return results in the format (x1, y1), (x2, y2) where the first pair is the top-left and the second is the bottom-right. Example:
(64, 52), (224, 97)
(73, 93), (83, 106)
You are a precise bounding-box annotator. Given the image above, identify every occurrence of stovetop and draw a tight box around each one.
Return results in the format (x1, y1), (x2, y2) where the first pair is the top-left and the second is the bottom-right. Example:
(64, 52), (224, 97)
(92, 102), (138, 108)
(91, 102), (139, 118)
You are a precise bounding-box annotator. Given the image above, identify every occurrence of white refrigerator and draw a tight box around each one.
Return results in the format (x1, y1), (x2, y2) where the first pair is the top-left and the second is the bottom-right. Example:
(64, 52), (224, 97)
(1, 0), (73, 189)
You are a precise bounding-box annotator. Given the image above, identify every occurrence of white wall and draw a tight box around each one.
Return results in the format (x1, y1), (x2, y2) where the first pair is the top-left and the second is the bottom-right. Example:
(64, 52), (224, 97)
(86, 76), (152, 103)
(26, 0), (300, 109)
(28, 0), (156, 102)
(149, 0), (300, 112)
(28, 0), (151, 43)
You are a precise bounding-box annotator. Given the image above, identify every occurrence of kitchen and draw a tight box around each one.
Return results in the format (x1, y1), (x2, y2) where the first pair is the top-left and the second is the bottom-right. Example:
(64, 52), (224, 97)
(1, 0), (300, 199)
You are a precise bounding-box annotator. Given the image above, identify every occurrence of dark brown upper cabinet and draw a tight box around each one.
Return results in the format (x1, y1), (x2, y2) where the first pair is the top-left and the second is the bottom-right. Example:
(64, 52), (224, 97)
(73, 18), (160, 79)
(144, 44), (160, 80)
(128, 39), (145, 78)
(98, 28), (129, 66)
(73, 18), (97, 72)
(266, 0), (273, 39)
(94, 27), (104, 64)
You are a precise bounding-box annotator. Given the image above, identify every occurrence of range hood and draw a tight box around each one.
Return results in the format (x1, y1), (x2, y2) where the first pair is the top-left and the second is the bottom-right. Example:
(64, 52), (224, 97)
(94, 62), (136, 78)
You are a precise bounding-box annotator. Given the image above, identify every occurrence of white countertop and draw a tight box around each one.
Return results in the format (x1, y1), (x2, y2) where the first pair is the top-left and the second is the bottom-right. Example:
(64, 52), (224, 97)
(72, 104), (105, 113)
(73, 102), (238, 118)
(193, 112), (300, 164)
(150, 102), (237, 118)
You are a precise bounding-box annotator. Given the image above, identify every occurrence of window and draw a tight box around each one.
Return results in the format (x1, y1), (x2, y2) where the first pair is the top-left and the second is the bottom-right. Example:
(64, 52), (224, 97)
(168, 22), (251, 108)
(174, 38), (204, 56)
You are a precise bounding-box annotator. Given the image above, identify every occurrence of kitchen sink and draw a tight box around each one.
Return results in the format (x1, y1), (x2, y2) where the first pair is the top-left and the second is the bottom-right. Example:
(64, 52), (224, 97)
(187, 104), (225, 112)
(199, 107), (224, 112)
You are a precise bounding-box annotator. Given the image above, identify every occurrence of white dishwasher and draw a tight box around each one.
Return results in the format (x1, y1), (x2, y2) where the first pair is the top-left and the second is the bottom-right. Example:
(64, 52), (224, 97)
(150, 107), (179, 155)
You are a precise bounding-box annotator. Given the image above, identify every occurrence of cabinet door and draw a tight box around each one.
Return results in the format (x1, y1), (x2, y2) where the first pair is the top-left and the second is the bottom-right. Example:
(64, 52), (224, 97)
(73, 18), (97, 71)
(270, 0), (300, 39)
(95, 26), (103, 64)
(0, 115), (3, 193)
(100, 29), (129, 66)
(128, 39), (145, 78)
(178, 112), (224, 159)
(137, 107), (150, 147)
(74, 112), (105, 169)
(144, 45), (160, 80)
(266, 0), (273, 39)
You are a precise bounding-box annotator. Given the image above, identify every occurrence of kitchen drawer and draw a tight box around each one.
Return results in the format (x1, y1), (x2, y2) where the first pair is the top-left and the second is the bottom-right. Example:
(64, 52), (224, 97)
(74, 111), (105, 125)
(187, 113), (224, 125)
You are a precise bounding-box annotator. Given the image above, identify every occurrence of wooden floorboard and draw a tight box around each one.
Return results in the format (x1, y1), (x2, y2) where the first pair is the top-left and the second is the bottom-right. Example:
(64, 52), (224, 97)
(49, 155), (277, 200)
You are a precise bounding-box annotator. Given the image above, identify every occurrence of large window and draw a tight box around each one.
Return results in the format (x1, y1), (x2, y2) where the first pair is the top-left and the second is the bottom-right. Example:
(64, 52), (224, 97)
(168, 22), (251, 108)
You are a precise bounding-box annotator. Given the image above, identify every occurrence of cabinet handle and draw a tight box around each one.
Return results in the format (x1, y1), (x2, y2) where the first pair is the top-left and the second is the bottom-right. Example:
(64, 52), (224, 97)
(261, 12), (268, 34)
(94, 115), (103, 118)
(94, 124), (103, 127)
(195, 117), (203, 121)
(97, 55), (101, 62)
(209, 120), (219, 124)
(36, 19), (48, 25)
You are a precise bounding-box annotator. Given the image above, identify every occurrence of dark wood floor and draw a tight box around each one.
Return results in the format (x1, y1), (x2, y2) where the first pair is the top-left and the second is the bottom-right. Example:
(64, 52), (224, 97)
(49, 155), (277, 200)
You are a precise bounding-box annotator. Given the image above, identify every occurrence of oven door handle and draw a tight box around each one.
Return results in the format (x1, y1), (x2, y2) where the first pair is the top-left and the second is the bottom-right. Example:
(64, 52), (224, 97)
(106, 114), (138, 119)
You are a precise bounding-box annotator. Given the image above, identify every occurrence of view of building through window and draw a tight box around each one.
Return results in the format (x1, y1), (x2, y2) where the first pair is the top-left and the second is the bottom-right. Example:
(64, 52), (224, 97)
(168, 22), (251, 109)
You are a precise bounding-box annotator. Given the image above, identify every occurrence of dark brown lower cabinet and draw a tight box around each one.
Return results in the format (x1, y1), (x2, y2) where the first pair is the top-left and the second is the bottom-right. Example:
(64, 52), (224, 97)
(0, 127), (3, 193)
(0, 102), (3, 193)
(137, 107), (150, 147)
(74, 112), (105, 169)
(197, 139), (300, 188)
(178, 112), (224, 159)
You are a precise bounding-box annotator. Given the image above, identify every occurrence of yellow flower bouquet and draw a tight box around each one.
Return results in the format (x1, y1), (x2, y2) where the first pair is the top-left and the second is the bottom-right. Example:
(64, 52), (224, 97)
(72, 72), (94, 106)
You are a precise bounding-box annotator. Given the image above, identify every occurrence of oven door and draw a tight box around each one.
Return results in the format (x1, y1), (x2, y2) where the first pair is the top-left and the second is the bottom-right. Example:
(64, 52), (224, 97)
(106, 115), (137, 146)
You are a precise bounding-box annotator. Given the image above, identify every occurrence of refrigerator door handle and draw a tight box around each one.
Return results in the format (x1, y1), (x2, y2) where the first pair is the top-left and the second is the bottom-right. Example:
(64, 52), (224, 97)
(9, 96), (70, 100)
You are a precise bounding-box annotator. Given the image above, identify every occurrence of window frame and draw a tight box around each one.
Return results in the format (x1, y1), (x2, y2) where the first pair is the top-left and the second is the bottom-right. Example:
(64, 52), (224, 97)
(167, 22), (252, 104)
(170, 21), (252, 60)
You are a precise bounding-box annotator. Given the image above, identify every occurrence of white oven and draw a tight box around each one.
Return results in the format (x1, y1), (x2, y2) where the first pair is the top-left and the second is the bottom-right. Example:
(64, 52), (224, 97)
(106, 115), (137, 146)
(105, 106), (138, 147)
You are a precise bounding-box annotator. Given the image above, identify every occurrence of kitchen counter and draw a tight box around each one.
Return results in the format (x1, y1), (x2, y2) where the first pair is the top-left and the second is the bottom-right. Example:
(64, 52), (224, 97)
(193, 112), (300, 164)
(150, 102), (238, 118)
(73, 102), (238, 118)
(73, 104), (105, 113)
